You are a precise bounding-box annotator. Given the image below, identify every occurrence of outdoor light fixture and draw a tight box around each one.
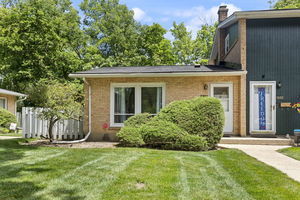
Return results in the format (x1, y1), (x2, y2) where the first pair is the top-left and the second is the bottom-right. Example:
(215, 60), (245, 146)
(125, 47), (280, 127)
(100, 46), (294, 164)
(204, 84), (208, 90)
(277, 82), (282, 89)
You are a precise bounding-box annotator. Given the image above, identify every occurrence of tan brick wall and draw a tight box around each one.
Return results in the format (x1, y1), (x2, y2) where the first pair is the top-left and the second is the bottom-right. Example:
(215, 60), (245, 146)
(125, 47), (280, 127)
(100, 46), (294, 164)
(84, 76), (243, 141)
(0, 94), (16, 114)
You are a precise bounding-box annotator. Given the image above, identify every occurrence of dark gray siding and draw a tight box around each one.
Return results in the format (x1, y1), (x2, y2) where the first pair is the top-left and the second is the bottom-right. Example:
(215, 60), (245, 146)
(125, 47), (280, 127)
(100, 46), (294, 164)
(246, 18), (300, 135)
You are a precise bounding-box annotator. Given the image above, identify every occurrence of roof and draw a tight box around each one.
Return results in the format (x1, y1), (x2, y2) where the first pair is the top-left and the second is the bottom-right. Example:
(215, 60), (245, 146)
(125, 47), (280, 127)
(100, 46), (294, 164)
(0, 88), (27, 97)
(69, 65), (246, 78)
(219, 8), (300, 28)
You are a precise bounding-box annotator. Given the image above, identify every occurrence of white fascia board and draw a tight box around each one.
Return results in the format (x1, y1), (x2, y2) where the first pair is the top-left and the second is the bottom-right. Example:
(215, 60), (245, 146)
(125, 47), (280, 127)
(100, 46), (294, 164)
(219, 10), (300, 28)
(69, 71), (247, 78)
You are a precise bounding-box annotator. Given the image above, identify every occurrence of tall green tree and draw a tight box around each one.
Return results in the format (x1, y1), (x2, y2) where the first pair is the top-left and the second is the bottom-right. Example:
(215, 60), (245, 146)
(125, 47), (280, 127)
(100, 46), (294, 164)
(80, 0), (142, 67)
(170, 22), (195, 65)
(271, 0), (300, 9)
(0, 0), (86, 91)
(138, 23), (175, 66)
(194, 23), (217, 64)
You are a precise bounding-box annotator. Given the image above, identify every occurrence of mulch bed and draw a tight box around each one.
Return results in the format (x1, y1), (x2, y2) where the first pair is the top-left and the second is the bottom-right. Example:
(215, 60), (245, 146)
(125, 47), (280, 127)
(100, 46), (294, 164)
(21, 139), (119, 148)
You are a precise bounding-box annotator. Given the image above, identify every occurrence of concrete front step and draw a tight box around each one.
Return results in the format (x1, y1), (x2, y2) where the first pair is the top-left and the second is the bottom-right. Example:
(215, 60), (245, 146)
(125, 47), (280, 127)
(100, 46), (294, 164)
(220, 137), (293, 146)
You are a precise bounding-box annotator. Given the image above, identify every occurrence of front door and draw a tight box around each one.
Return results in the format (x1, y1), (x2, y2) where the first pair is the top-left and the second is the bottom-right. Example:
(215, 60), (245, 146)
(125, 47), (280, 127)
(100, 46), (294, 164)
(210, 83), (233, 133)
(250, 81), (276, 134)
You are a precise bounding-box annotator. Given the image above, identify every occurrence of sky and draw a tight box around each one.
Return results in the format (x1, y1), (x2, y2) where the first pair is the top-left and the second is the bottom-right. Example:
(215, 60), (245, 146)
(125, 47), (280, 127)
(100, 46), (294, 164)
(71, 0), (271, 38)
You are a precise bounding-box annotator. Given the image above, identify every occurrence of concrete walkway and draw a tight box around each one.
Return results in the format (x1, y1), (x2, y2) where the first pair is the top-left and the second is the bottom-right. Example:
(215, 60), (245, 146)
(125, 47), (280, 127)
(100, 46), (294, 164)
(220, 144), (300, 182)
(0, 136), (21, 140)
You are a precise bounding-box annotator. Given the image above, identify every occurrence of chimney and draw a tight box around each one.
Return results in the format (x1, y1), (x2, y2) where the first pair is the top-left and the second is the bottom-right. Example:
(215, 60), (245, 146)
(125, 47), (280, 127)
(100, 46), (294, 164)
(218, 5), (228, 23)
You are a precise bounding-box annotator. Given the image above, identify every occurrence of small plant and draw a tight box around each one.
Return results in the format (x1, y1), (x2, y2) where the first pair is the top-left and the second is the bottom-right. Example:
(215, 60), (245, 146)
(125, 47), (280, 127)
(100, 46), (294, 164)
(0, 108), (17, 133)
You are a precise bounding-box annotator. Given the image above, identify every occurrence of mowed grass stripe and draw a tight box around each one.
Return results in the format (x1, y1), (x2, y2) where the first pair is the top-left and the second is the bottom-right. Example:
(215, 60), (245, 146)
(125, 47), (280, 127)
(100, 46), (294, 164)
(101, 150), (181, 200)
(34, 149), (144, 200)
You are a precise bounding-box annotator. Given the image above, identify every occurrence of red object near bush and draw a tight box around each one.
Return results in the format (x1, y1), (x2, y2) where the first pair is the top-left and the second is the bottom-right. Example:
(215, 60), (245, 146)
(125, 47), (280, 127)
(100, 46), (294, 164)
(102, 123), (109, 129)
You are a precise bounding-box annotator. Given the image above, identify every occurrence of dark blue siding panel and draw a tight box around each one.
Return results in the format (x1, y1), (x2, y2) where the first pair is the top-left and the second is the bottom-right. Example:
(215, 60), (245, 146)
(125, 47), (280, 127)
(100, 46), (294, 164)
(246, 18), (300, 135)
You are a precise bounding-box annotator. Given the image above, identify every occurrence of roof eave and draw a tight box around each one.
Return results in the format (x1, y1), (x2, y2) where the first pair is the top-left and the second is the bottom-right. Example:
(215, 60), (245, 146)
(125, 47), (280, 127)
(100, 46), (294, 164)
(69, 71), (247, 78)
(219, 10), (300, 28)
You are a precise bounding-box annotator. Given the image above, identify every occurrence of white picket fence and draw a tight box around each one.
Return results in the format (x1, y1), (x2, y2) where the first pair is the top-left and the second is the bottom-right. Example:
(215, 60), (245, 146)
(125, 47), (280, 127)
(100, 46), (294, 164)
(22, 107), (84, 140)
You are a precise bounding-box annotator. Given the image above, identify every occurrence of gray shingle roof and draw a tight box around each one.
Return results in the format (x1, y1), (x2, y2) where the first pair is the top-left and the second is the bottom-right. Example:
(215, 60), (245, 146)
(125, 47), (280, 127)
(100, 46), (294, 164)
(72, 65), (243, 75)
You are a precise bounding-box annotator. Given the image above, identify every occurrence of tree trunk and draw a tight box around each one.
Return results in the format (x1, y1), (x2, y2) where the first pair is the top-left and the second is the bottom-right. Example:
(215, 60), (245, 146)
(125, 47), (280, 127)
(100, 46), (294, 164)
(48, 118), (59, 142)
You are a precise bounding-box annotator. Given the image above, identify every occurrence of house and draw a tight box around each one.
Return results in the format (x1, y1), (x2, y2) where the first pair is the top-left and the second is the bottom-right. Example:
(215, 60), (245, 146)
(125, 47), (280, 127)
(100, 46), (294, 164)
(70, 7), (300, 141)
(209, 6), (300, 136)
(0, 88), (27, 115)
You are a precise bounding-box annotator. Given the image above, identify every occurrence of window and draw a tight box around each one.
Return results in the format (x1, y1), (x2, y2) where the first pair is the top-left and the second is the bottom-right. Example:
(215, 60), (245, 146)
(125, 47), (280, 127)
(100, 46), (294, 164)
(111, 83), (165, 126)
(0, 97), (7, 109)
(225, 34), (230, 54)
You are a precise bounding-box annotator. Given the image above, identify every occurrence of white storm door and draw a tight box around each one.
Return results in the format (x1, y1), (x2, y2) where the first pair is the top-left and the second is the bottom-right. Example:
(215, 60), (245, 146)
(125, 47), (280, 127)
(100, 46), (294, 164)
(210, 83), (233, 133)
(250, 81), (276, 133)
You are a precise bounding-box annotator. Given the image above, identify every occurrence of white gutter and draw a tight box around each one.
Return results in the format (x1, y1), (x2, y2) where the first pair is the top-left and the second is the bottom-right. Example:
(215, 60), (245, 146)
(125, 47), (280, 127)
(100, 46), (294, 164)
(52, 78), (92, 144)
(69, 71), (247, 78)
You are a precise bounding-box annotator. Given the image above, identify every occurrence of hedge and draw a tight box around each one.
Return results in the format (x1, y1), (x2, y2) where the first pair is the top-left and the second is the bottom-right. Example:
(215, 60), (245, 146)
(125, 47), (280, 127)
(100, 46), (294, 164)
(155, 97), (224, 149)
(140, 120), (188, 147)
(124, 113), (152, 128)
(117, 126), (144, 147)
(0, 108), (17, 128)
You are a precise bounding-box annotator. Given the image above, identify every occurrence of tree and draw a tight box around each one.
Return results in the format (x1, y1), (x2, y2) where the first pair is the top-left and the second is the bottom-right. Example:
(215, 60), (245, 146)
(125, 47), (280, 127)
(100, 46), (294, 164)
(80, 0), (142, 67)
(272, 0), (300, 9)
(0, 0), (86, 92)
(26, 80), (83, 141)
(170, 22), (195, 65)
(138, 23), (175, 66)
(194, 23), (217, 64)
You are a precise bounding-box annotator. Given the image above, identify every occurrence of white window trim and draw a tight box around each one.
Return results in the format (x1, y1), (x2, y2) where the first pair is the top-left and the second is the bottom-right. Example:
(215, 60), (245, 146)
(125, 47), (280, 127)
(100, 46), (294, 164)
(110, 83), (166, 127)
(0, 97), (7, 110)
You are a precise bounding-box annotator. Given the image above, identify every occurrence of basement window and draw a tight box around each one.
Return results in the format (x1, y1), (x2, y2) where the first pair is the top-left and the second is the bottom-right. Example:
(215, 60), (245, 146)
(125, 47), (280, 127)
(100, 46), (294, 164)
(110, 83), (165, 127)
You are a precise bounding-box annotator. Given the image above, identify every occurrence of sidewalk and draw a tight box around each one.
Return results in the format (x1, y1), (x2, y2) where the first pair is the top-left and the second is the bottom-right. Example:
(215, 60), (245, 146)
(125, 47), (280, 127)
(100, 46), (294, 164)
(220, 144), (300, 182)
(0, 136), (21, 140)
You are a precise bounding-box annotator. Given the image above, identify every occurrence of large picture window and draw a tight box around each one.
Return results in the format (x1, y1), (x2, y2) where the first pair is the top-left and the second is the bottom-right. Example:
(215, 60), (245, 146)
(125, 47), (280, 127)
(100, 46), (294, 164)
(111, 83), (165, 126)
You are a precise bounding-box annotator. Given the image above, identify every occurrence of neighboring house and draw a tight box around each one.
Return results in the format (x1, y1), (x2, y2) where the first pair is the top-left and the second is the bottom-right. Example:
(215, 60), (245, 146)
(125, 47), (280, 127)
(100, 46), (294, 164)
(70, 7), (300, 141)
(210, 6), (300, 136)
(0, 88), (27, 115)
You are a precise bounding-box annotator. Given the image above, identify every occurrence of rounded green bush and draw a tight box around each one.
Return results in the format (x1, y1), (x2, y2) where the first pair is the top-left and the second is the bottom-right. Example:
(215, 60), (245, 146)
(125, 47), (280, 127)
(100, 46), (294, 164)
(124, 113), (152, 128)
(140, 120), (188, 147)
(117, 126), (144, 147)
(155, 97), (224, 149)
(170, 135), (208, 151)
(0, 108), (17, 128)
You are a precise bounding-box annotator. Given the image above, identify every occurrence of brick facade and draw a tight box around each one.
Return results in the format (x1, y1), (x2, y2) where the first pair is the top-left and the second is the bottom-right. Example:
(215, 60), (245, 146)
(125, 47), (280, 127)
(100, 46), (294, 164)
(0, 94), (16, 114)
(84, 75), (243, 141)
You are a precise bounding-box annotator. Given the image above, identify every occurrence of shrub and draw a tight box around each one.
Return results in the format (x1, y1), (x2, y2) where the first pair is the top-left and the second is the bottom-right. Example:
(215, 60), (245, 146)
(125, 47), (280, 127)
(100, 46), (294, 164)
(155, 97), (224, 149)
(140, 120), (188, 147)
(0, 108), (17, 128)
(124, 113), (152, 128)
(117, 127), (144, 147)
(169, 135), (208, 151)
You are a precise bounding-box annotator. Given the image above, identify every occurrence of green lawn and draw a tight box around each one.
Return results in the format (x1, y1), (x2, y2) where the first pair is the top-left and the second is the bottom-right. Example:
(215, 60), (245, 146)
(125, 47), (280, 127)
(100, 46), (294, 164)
(1, 139), (300, 200)
(278, 147), (300, 161)
(0, 133), (22, 137)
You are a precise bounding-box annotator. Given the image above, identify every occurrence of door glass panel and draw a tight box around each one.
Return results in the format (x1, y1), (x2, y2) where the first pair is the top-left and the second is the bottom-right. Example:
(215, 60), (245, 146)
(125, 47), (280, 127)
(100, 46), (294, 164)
(141, 87), (162, 114)
(213, 87), (229, 112)
(114, 87), (135, 123)
(253, 85), (272, 131)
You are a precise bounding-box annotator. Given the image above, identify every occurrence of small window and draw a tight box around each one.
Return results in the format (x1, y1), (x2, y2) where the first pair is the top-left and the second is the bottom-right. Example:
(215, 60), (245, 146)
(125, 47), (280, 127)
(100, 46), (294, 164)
(111, 83), (165, 126)
(225, 34), (230, 54)
(0, 98), (7, 109)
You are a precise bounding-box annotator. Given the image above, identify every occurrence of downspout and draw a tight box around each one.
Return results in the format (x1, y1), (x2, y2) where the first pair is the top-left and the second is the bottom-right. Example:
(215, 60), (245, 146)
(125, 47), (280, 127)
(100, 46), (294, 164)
(52, 78), (92, 144)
